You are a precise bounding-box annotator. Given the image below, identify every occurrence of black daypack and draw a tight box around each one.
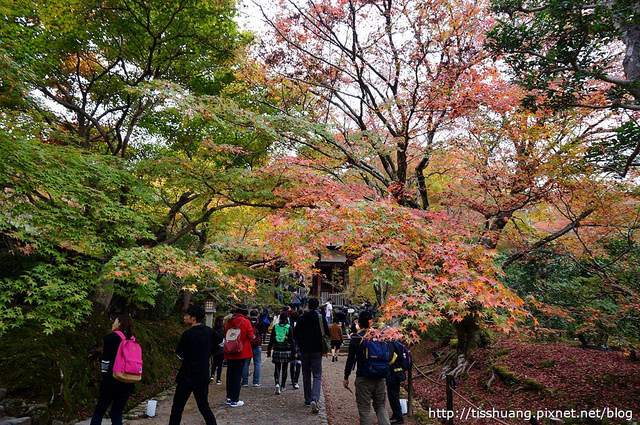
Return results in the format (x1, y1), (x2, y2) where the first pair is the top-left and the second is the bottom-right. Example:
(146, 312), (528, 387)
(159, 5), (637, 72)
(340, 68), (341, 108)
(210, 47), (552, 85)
(389, 340), (412, 380)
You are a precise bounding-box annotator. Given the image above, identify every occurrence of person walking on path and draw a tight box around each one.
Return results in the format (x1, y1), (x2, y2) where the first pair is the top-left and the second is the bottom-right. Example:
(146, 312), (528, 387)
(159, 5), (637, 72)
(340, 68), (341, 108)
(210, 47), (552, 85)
(343, 310), (391, 425)
(325, 299), (333, 325)
(329, 321), (343, 362)
(90, 314), (136, 425)
(169, 305), (222, 425)
(294, 297), (329, 414)
(210, 315), (225, 385)
(267, 311), (295, 394)
(386, 340), (410, 424)
(257, 308), (270, 343)
(289, 310), (301, 389)
(242, 310), (262, 387)
(223, 305), (253, 407)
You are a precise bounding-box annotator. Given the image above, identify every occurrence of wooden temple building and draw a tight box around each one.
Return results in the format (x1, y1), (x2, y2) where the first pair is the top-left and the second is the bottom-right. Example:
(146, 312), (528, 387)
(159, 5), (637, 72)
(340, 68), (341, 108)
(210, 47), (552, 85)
(312, 248), (353, 305)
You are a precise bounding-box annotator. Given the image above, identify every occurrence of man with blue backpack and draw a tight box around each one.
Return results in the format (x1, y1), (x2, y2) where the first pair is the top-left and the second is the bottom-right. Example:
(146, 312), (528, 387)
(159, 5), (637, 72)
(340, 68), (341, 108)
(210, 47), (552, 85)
(343, 310), (391, 425)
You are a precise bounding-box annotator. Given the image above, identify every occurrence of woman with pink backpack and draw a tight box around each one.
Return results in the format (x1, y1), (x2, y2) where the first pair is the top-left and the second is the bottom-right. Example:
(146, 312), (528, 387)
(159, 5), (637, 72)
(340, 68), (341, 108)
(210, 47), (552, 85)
(90, 314), (137, 425)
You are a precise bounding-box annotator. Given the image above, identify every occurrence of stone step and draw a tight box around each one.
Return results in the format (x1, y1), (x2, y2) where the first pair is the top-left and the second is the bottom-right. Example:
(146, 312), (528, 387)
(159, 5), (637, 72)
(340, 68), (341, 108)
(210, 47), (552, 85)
(0, 417), (32, 425)
(261, 333), (352, 352)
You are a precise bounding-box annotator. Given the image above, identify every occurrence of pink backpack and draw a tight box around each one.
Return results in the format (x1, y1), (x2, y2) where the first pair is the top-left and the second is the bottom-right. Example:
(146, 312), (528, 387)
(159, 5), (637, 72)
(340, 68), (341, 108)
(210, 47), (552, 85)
(112, 331), (143, 383)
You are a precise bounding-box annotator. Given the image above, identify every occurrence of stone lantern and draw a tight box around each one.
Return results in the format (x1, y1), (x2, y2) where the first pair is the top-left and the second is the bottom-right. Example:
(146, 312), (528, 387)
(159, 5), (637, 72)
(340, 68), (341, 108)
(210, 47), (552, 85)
(204, 294), (216, 327)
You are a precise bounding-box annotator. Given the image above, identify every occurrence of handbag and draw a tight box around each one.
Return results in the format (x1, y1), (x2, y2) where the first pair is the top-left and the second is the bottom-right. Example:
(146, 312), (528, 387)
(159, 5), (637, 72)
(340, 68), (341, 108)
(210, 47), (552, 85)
(317, 313), (330, 355)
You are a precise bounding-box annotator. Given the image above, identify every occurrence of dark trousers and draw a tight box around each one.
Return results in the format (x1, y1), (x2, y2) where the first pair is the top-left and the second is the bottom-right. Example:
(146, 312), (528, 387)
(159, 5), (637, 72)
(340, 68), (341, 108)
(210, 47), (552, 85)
(168, 380), (216, 425)
(301, 351), (323, 404)
(386, 376), (403, 420)
(274, 362), (288, 386)
(211, 354), (224, 381)
(90, 382), (130, 425)
(290, 361), (301, 384)
(225, 358), (245, 402)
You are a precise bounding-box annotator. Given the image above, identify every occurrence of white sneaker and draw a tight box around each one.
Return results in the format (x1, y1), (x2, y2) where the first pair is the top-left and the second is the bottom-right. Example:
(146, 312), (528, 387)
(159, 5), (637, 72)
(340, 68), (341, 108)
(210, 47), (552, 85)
(229, 400), (244, 407)
(293, 383), (299, 389)
(311, 400), (319, 413)
(275, 384), (280, 395)
(252, 383), (260, 387)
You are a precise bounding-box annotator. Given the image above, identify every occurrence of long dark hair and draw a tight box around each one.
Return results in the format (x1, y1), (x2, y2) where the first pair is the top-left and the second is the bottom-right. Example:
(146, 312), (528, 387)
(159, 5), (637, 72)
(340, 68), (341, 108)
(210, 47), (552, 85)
(214, 315), (224, 329)
(116, 314), (135, 337)
(290, 310), (300, 327)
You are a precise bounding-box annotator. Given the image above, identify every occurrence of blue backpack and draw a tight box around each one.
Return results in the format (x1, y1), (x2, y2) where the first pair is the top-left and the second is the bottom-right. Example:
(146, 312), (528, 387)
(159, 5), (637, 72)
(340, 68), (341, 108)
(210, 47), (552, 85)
(359, 333), (395, 378)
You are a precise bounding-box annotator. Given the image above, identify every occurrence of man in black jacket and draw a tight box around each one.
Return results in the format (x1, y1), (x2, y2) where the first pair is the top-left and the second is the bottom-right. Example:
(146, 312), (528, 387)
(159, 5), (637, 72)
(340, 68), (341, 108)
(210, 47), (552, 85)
(169, 304), (222, 425)
(293, 297), (329, 414)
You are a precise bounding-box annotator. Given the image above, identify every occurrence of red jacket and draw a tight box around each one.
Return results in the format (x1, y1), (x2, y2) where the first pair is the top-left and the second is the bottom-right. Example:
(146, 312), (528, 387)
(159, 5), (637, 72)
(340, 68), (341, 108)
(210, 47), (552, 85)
(223, 314), (254, 360)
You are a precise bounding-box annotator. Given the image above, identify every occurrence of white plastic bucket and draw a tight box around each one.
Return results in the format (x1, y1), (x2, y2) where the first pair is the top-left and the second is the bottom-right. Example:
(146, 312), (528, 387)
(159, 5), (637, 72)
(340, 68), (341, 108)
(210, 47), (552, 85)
(399, 398), (408, 415)
(146, 399), (157, 417)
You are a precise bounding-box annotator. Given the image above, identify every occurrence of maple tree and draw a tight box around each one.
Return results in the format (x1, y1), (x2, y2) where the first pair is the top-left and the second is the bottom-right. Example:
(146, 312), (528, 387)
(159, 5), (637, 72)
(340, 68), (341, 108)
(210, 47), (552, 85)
(250, 0), (550, 355)
(0, 0), (285, 333)
(2, 0), (244, 158)
(257, 0), (501, 209)
(249, 0), (640, 358)
(253, 160), (526, 356)
(487, 0), (640, 178)
(487, 0), (639, 112)
(437, 93), (611, 252)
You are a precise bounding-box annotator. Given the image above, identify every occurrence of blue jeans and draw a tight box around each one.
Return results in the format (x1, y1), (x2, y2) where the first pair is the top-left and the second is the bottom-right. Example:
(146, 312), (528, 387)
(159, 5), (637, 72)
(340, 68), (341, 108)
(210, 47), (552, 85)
(242, 346), (262, 385)
(301, 352), (323, 404)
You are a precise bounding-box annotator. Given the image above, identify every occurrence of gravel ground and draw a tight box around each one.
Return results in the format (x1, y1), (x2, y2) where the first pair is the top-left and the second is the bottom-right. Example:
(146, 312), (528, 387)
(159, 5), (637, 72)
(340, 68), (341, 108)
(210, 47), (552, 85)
(322, 353), (416, 425)
(94, 350), (416, 425)
(125, 352), (327, 425)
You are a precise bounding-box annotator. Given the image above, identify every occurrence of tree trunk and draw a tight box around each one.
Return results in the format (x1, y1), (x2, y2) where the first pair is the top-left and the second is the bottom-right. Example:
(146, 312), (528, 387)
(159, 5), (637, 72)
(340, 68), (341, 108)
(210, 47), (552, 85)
(181, 290), (192, 312)
(94, 279), (115, 313)
(454, 314), (484, 356)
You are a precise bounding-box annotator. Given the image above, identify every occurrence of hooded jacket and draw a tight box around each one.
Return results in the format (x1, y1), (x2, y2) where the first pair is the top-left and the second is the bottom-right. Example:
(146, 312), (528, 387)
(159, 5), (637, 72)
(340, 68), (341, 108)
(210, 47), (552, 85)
(223, 314), (254, 360)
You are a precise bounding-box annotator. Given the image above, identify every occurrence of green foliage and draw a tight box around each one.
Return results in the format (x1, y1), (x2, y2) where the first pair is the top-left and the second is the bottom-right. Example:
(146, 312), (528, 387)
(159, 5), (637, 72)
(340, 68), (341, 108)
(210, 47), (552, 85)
(0, 315), (182, 421)
(0, 134), (152, 255)
(502, 246), (640, 350)
(0, 133), (152, 334)
(586, 120), (640, 175)
(0, 0), (280, 334)
(0, 257), (95, 334)
(487, 0), (639, 110)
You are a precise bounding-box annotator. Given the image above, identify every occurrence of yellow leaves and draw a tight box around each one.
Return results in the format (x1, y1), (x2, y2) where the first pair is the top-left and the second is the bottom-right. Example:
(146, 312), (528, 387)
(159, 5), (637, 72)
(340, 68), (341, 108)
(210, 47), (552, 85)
(182, 284), (198, 293)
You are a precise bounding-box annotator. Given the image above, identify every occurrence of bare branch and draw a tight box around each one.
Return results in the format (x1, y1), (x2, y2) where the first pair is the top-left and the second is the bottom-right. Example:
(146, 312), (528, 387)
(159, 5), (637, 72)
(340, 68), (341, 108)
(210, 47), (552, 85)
(502, 208), (595, 268)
